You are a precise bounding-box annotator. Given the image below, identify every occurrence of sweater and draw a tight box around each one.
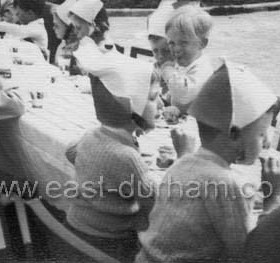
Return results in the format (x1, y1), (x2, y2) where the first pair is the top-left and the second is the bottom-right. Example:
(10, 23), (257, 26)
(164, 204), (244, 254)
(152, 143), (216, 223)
(67, 126), (154, 239)
(136, 147), (258, 263)
(169, 54), (214, 114)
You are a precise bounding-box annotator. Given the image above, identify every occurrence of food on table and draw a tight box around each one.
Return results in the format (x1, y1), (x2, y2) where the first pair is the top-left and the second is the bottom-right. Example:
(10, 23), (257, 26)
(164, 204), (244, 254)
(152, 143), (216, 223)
(156, 145), (175, 168)
(163, 106), (181, 124)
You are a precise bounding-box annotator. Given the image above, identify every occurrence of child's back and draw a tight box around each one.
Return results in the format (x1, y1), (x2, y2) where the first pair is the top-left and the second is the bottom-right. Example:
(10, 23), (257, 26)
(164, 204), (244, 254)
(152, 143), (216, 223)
(135, 59), (278, 263)
(136, 148), (256, 263)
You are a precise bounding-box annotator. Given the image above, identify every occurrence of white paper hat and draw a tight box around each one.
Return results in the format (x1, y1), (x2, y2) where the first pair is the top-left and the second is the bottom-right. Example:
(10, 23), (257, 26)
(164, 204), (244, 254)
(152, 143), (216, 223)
(69, 0), (103, 25)
(188, 59), (277, 133)
(56, 0), (78, 25)
(147, 0), (175, 38)
(74, 37), (154, 116)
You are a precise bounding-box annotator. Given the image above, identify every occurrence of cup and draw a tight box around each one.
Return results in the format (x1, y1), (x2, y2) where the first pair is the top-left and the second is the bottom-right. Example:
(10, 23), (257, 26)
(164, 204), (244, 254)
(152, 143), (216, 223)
(57, 56), (71, 75)
(30, 90), (44, 108)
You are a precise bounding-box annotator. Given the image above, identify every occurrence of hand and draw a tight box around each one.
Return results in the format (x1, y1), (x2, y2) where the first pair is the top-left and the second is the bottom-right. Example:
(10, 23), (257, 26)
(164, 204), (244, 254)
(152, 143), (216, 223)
(167, 71), (186, 91)
(171, 127), (197, 158)
(261, 156), (280, 211)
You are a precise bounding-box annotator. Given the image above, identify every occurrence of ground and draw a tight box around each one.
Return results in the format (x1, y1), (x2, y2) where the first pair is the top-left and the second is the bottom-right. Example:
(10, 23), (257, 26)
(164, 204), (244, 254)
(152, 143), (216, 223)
(110, 10), (280, 95)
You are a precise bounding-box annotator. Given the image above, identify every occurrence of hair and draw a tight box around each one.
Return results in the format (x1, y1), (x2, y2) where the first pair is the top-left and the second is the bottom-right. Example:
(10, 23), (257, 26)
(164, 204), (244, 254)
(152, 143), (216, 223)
(148, 34), (166, 42)
(165, 5), (213, 43)
(13, 0), (45, 17)
(90, 7), (110, 45)
(197, 121), (220, 144)
(0, 0), (13, 16)
(269, 97), (280, 126)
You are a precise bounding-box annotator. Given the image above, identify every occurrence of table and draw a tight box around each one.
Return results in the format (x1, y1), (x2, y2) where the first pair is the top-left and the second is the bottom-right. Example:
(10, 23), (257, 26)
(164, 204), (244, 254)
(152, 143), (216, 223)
(0, 53), (183, 211)
(0, 39), (272, 213)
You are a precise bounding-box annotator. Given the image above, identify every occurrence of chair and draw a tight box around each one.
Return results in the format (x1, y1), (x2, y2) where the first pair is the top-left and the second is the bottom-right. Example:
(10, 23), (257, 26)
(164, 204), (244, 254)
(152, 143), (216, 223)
(0, 194), (32, 259)
(25, 198), (121, 263)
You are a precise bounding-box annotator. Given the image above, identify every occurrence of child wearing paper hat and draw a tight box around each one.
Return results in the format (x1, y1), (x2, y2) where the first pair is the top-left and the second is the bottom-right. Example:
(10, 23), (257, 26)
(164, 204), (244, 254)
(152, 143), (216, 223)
(69, 0), (110, 45)
(135, 59), (280, 263)
(52, 0), (79, 66)
(64, 38), (159, 262)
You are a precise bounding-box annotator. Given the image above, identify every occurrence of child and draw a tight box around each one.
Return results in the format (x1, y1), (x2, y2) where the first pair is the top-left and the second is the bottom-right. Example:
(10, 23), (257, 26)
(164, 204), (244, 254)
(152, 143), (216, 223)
(69, 0), (111, 47)
(147, 2), (175, 106)
(0, 0), (48, 52)
(63, 38), (159, 262)
(52, 0), (79, 66)
(135, 59), (280, 263)
(0, 0), (17, 23)
(165, 5), (214, 114)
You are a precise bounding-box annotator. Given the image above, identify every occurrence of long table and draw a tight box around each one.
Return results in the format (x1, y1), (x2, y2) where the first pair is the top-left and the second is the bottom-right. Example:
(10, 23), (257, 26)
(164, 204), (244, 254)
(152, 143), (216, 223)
(0, 39), (268, 213)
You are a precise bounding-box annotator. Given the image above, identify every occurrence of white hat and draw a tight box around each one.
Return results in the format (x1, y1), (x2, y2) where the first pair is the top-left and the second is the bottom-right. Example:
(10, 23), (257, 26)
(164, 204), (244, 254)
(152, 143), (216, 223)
(74, 37), (154, 116)
(147, 0), (175, 38)
(69, 0), (103, 25)
(56, 0), (78, 26)
(188, 58), (277, 134)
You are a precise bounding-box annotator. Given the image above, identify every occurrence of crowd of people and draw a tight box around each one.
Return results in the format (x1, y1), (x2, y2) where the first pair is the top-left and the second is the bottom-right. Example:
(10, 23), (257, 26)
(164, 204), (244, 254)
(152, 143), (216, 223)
(1, 0), (280, 262)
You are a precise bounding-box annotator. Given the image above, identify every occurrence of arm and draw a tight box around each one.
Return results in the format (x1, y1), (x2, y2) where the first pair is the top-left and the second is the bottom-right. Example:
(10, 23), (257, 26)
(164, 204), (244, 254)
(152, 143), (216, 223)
(260, 156), (280, 215)
(127, 151), (155, 230)
(167, 62), (213, 112)
(171, 127), (198, 158)
(0, 21), (42, 41)
(204, 178), (257, 261)
(0, 89), (25, 119)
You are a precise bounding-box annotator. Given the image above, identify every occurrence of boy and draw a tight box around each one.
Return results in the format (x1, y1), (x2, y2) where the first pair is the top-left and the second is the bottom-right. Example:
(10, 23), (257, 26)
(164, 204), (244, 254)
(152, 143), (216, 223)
(135, 60), (280, 262)
(147, 2), (175, 106)
(0, 0), (48, 52)
(63, 37), (158, 262)
(165, 5), (214, 113)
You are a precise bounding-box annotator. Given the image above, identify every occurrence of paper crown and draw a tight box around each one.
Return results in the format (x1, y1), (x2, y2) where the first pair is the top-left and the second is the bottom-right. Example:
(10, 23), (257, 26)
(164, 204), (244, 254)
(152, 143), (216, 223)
(69, 0), (103, 25)
(188, 59), (277, 134)
(147, 0), (175, 38)
(89, 74), (133, 127)
(74, 37), (154, 117)
(56, 0), (78, 26)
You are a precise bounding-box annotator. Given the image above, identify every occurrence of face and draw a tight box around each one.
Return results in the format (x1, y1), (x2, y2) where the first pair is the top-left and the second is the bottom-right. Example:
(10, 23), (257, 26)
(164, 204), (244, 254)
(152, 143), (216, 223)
(238, 112), (273, 165)
(69, 14), (93, 40)
(166, 28), (203, 67)
(141, 78), (161, 130)
(149, 37), (173, 67)
(15, 6), (33, 25)
(1, 6), (15, 23)
(53, 14), (68, 40)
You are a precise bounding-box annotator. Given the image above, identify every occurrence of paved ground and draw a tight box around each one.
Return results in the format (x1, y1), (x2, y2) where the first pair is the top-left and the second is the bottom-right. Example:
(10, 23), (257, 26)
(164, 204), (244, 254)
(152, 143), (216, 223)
(110, 10), (280, 95)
